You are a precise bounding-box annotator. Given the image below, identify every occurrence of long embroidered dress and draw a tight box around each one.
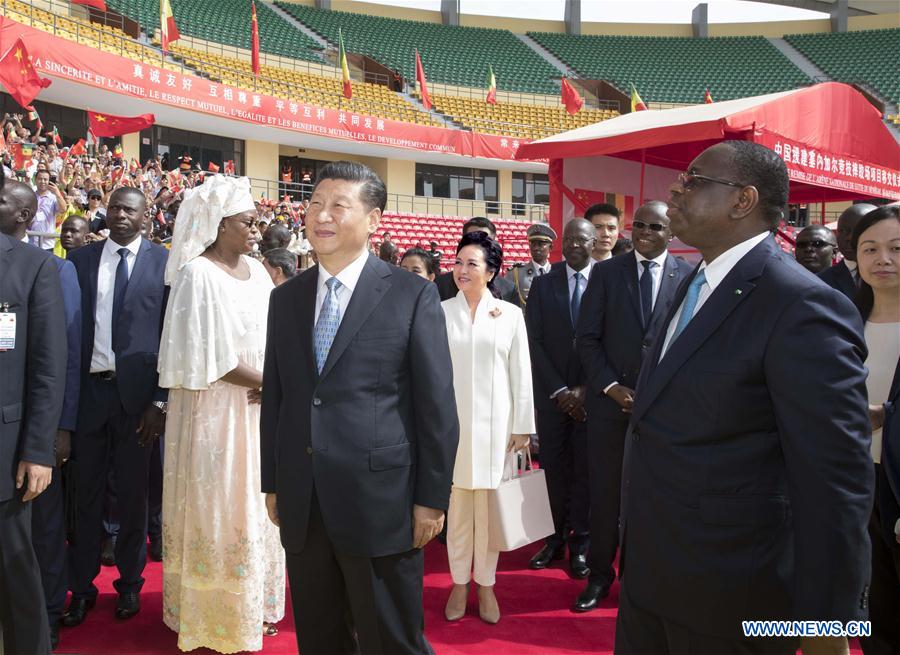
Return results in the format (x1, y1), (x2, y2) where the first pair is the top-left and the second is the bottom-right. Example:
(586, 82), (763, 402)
(158, 255), (285, 653)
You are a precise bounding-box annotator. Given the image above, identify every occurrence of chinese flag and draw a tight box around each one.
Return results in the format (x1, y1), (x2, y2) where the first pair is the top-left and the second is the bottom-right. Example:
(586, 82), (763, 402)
(89, 111), (155, 137)
(160, 0), (180, 53)
(338, 28), (351, 99)
(630, 84), (648, 112)
(208, 161), (220, 173)
(251, 2), (260, 77)
(415, 49), (431, 110)
(69, 138), (86, 157)
(560, 78), (584, 115)
(0, 39), (52, 110)
(704, 88), (714, 104)
(71, 0), (107, 10)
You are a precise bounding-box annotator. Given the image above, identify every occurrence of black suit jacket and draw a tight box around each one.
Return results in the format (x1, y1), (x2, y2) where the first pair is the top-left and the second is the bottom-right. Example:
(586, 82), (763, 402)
(621, 236), (873, 639)
(261, 255), (459, 558)
(0, 234), (67, 501)
(818, 260), (856, 300)
(67, 239), (168, 432)
(524, 261), (594, 413)
(577, 252), (692, 421)
(879, 363), (900, 545)
(435, 270), (519, 306)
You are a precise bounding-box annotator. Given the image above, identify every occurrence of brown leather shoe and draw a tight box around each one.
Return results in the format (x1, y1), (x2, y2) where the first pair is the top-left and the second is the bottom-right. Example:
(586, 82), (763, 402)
(444, 583), (469, 621)
(477, 585), (500, 624)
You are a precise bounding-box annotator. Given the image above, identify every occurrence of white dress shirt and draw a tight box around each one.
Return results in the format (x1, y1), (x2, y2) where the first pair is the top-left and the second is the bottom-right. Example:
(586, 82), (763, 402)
(635, 250), (669, 313)
(531, 260), (551, 276)
(314, 249), (370, 327)
(659, 231), (769, 359)
(90, 235), (142, 373)
(550, 260), (594, 398)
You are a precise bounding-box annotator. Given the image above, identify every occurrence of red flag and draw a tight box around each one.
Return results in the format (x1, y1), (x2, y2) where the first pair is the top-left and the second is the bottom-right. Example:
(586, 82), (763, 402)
(704, 88), (714, 104)
(110, 165), (124, 186)
(0, 129), (6, 154)
(0, 39), (52, 109)
(160, 0), (180, 53)
(415, 49), (431, 110)
(630, 84), (648, 112)
(560, 78), (584, 115)
(9, 142), (32, 170)
(251, 1), (261, 77)
(338, 28), (351, 99)
(69, 138), (86, 157)
(224, 160), (235, 175)
(129, 157), (140, 173)
(207, 161), (220, 173)
(156, 209), (167, 226)
(51, 126), (62, 145)
(88, 111), (155, 137)
(71, 0), (107, 10)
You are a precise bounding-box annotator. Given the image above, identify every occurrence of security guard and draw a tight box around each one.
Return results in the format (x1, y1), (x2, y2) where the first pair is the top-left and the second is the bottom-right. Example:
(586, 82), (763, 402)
(505, 222), (557, 305)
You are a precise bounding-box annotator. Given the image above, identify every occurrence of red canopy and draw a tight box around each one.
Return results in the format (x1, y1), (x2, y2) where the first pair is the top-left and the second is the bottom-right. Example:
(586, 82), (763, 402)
(517, 83), (899, 205)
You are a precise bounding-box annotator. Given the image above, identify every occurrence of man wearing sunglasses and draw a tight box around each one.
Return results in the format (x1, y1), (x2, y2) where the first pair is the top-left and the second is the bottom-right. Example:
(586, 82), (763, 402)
(793, 224), (838, 274)
(574, 200), (692, 613)
(614, 141), (872, 654)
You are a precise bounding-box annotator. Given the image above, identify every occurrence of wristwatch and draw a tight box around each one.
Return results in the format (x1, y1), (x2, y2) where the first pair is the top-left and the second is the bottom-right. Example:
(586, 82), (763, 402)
(152, 401), (168, 414)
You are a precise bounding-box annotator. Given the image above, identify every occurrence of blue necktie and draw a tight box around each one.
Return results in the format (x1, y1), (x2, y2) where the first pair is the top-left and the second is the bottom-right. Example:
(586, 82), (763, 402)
(314, 277), (342, 373)
(111, 247), (129, 352)
(670, 269), (707, 344)
(570, 271), (583, 325)
(639, 260), (656, 328)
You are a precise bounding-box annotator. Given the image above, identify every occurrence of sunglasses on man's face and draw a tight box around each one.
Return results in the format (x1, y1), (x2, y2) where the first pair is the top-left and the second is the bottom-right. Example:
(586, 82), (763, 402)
(678, 170), (745, 191)
(632, 220), (666, 232)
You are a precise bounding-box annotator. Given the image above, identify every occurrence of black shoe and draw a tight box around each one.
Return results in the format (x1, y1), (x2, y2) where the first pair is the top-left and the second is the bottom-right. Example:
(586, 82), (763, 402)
(569, 553), (590, 579)
(148, 536), (163, 562)
(61, 596), (96, 627)
(115, 592), (140, 620)
(50, 622), (60, 650)
(529, 543), (565, 570)
(572, 582), (610, 613)
(101, 536), (116, 567)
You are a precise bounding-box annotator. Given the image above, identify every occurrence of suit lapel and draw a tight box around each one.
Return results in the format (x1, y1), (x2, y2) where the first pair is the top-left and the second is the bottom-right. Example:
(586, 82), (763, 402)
(552, 265), (572, 330)
(620, 253), (643, 327)
(0, 235), (11, 298)
(290, 267), (319, 382)
(651, 254), (682, 322)
(85, 241), (104, 328)
(123, 239), (150, 306)
(318, 255), (392, 381)
(631, 239), (774, 423)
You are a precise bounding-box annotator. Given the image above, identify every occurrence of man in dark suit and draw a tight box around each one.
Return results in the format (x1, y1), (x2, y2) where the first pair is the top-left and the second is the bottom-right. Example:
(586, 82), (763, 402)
(575, 200), (692, 613)
(524, 218), (596, 580)
(0, 181), (81, 648)
(435, 216), (519, 305)
(616, 141), (872, 653)
(818, 202), (877, 299)
(261, 161), (459, 655)
(0, 229), (66, 655)
(63, 187), (169, 626)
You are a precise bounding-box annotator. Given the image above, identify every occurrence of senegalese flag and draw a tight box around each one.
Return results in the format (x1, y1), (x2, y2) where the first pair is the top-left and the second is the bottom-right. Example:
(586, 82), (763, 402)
(113, 143), (123, 157)
(51, 125), (62, 145)
(704, 88), (714, 104)
(630, 84), (647, 112)
(338, 28), (351, 99)
(250, 1), (260, 77)
(160, 0), (179, 53)
(27, 107), (38, 121)
(486, 64), (497, 105)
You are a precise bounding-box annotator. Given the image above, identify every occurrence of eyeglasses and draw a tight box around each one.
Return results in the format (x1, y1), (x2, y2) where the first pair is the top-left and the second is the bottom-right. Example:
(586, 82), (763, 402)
(632, 220), (666, 232)
(796, 239), (836, 250)
(678, 170), (745, 190)
(229, 218), (260, 230)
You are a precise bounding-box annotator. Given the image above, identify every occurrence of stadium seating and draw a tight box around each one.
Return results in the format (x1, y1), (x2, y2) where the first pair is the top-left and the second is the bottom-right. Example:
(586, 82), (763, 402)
(374, 213), (534, 271)
(104, 0), (325, 62)
(167, 44), (441, 126)
(527, 32), (811, 104)
(430, 93), (618, 140)
(784, 29), (900, 105)
(275, 2), (560, 95)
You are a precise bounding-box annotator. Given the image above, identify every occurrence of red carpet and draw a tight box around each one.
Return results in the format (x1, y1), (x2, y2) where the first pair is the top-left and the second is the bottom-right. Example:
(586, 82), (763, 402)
(56, 540), (617, 654)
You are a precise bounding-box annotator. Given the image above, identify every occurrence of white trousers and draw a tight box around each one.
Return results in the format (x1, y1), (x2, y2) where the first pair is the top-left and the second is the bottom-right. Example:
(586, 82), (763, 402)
(446, 487), (499, 586)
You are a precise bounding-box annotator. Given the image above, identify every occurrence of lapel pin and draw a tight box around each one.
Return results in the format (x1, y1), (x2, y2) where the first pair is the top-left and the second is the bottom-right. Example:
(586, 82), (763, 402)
(668, 272), (675, 277)
(735, 289), (743, 295)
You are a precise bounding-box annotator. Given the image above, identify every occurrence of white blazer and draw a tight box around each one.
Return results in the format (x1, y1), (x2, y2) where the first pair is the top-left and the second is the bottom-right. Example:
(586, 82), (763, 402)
(443, 290), (536, 490)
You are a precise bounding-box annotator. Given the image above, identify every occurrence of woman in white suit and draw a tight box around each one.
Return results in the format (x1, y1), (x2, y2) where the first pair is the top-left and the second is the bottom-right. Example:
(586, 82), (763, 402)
(442, 230), (535, 625)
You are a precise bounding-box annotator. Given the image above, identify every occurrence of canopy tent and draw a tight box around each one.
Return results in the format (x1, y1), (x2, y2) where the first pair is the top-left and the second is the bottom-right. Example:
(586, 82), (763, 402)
(515, 83), (899, 258)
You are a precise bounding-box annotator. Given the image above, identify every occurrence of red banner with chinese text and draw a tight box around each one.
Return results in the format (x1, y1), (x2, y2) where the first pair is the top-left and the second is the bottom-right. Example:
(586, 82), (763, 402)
(0, 17), (540, 162)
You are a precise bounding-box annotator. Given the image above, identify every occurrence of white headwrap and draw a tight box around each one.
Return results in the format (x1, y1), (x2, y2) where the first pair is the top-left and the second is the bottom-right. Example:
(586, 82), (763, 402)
(164, 174), (257, 285)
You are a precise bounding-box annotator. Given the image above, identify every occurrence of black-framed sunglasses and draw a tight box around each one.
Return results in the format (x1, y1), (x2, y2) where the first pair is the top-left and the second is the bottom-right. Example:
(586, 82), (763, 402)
(632, 220), (666, 232)
(679, 170), (745, 190)
(229, 217), (260, 230)
(796, 239), (836, 250)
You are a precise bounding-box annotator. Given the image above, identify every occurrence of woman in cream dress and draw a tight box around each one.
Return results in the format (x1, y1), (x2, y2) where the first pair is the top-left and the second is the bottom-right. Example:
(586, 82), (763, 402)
(157, 176), (285, 653)
(442, 230), (535, 624)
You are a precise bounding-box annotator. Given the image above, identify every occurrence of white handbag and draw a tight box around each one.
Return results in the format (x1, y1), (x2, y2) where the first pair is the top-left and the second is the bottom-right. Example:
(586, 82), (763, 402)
(487, 449), (555, 552)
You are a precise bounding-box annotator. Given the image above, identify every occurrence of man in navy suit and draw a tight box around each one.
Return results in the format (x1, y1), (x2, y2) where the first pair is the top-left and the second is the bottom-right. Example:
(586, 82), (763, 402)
(0, 181), (81, 648)
(524, 218), (597, 580)
(575, 201), (692, 613)
(63, 187), (169, 626)
(818, 203), (876, 299)
(616, 141), (872, 654)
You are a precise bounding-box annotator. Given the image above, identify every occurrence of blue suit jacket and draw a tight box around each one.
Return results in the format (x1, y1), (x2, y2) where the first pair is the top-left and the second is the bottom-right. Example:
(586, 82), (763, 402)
(67, 239), (168, 432)
(818, 260), (856, 301)
(621, 236), (873, 639)
(576, 251), (693, 422)
(52, 257), (81, 433)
